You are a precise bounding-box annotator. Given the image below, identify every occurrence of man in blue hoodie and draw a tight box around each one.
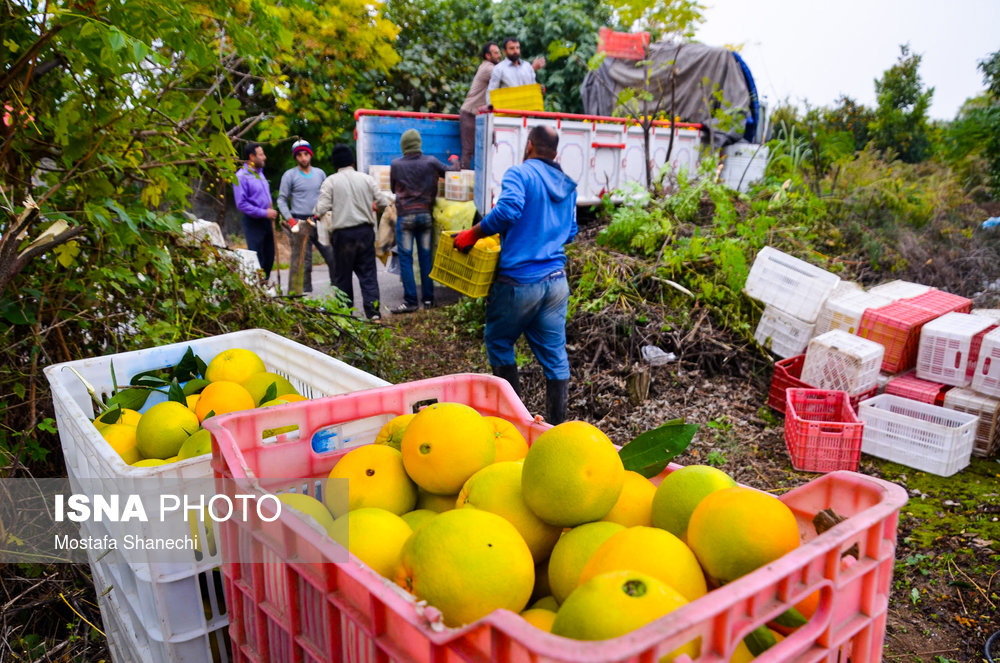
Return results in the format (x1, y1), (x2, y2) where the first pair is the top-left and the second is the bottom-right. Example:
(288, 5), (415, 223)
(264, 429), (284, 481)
(453, 125), (578, 424)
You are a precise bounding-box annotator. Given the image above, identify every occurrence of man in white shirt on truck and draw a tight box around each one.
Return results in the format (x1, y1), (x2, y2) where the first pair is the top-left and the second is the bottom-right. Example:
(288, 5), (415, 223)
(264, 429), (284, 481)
(486, 38), (545, 106)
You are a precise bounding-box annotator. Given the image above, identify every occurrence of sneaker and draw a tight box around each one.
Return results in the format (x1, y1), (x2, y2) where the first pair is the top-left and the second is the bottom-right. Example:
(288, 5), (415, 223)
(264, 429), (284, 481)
(422, 300), (435, 309)
(392, 302), (419, 314)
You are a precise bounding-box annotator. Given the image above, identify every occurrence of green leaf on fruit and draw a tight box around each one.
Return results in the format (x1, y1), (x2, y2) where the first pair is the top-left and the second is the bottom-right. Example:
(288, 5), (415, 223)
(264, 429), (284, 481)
(106, 387), (150, 411)
(173, 347), (202, 382)
(261, 382), (278, 406)
(167, 379), (186, 404)
(618, 418), (698, 478)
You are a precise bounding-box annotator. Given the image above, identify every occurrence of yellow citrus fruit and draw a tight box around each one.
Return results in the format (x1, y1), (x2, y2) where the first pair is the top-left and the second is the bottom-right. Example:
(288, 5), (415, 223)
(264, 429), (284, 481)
(547, 521), (625, 603)
(520, 608), (556, 632)
(278, 393), (307, 402)
(457, 461), (562, 562)
(194, 380), (255, 422)
(324, 445), (417, 517)
(651, 465), (737, 542)
(374, 414), (416, 451)
(579, 526), (707, 602)
(259, 398), (297, 437)
(601, 470), (657, 527)
(400, 509), (437, 531)
(687, 486), (800, 585)
(331, 507), (412, 579)
(530, 595), (560, 611)
(396, 508), (534, 627)
(400, 402), (495, 495)
(132, 458), (168, 467)
(93, 408), (141, 429)
(277, 493), (337, 536)
(135, 401), (200, 459)
(241, 371), (299, 406)
(484, 416), (528, 461)
(100, 424), (140, 464)
(185, 394), (200, 411)
(204, 348), (266, 384)
(177, 428), (212, 460)
(416, 489), (457, 513)
(521, 421), (624, 527)
(551, 570), (693, 651)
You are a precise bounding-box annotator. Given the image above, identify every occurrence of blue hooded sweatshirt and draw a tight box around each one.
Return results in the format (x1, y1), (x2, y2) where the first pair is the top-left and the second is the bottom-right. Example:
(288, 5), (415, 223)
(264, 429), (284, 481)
(480, 158), (578, 283)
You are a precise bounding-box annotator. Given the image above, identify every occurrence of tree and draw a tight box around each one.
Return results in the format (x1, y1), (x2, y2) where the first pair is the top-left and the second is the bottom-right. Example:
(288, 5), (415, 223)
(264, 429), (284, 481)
(975, 50), (1000, 195)
(868, 44), (934, 163)
(603, 0), (705, 39)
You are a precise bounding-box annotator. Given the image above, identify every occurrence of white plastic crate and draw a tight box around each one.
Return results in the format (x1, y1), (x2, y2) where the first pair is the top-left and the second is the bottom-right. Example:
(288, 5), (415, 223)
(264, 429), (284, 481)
(754, 304), (815, 358)
(971, 308), (1000, 323)
(943, 387), (1000, 458)
(368, 165), (391, 190)
(866, 280), (932, 302)
(92, 553), (232, 663)
(916, 312), (995, 387)
(858, 394), (978, 476)
(43, 329), (389, 652)
(720, 143), (769, 193)
(444, 169), (475, 201)
(744, 246), (840, 323)
(972, 326), (1000, 398)
(801, 329), (885, 396)
(813, 289), (893, 336)
(876, 372), (893, 394)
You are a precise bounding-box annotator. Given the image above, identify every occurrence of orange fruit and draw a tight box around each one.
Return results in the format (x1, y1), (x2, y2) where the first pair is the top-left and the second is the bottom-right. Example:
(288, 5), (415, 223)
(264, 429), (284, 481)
(324, 444), (417, 517)
(521, 421), (624, 527)
(601, 470), (656, 527)
(416, 489), (457, 513)
(547, 521), (624, 604)
(100, 424), (141, 464)
(578, 526), (707, 602)
(277, 493), (337, 536)
(687, 487), (800, 585)
(93, 408), (141, 429)
(400, 402), (495, 495)
(374, 414), (416, 451)
(651, 465), (736, 542)
(457, 461), (562, 562)
(396, 508), (534, 627)
(551, 570), (695, 658)
(484, 416), (529, 461)
(520, 608), (556, 632)
(241, 371), (298, 406)
(194, 380), (255, 422)
(331, 507), (412, 579)
(204, 348), (266, 383)
(135, 401), (200, 459)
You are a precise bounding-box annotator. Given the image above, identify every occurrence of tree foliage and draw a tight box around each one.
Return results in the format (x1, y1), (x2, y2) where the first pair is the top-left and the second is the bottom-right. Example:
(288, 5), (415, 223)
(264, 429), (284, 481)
(868, 44), (934, 163)
(603, 0), (704, 39)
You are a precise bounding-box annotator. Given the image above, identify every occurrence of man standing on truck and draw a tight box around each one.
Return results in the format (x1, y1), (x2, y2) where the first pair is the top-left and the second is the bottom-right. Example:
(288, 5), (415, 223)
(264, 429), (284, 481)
(276, 140), (332, 294)
(233, 142), (279, 281)
(314, 144), (393, 321)
(486, 38), (545, 105)
(452, 125), (577, 424)
(460, 42), (502, 169)
(389, 129), (451, 313)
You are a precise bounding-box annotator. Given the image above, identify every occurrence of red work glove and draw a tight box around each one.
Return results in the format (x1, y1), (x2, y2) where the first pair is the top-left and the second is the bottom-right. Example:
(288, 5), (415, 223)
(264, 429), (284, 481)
(453, 228), (478, 253)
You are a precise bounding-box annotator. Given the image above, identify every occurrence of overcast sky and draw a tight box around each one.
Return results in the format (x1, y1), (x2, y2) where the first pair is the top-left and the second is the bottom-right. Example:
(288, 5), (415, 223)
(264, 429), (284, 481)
(694, 0), (999, 120)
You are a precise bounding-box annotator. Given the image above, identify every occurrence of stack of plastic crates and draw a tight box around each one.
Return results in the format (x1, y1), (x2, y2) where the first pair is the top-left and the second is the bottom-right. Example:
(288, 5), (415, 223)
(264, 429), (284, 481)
(205, 374), (909, 663)
(858, 301), (942, 373)
(915, 312), (995, 386)
(866, 280), (932, 301)
(858, 394), (978, 476)
(800, 330), (883, 400)
(885, 371), (950, 406)
(768, 354), (873, 415)
(972, 327), (1000, 398)
(429, 230), (501, 297)
(784, 389), (865, 473)
(43, 330), (390, 663)
(942, 387), (1000, 458)
(904, 290), (973, 317)
(813, 289), (892, 336)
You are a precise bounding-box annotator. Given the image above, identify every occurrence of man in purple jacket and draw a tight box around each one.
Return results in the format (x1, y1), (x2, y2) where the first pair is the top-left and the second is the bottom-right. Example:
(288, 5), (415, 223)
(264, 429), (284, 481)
(233, 143), (279, 279)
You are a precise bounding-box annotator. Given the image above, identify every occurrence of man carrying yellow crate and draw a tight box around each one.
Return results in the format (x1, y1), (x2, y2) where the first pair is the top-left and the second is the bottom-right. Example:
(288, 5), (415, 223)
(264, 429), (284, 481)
(486, 37), (545, 106)
(453, 126), (577, 424)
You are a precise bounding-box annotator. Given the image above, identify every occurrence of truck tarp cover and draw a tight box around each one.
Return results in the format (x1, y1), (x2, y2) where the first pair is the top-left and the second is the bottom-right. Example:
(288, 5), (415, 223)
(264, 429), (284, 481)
(581, 40), (754, 146)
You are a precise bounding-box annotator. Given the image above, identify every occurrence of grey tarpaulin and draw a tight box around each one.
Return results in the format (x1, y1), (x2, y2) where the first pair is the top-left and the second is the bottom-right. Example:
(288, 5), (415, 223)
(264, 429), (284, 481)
(581, 40), (753, 147)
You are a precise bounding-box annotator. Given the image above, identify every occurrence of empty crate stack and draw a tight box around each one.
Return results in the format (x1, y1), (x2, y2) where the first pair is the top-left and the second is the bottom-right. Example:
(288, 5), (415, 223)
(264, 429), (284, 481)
(746, 246), (999, 471)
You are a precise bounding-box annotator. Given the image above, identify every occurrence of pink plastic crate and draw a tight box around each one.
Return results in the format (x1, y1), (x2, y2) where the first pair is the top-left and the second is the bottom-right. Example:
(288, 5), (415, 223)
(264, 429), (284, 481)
(858, 301), (940, 373)
(784, 389), (865, 473)
(915, 312), (994, 386)
(205, 375), (908, 663)
(903, 289), (973, 316)
(884, 371), (950, 405)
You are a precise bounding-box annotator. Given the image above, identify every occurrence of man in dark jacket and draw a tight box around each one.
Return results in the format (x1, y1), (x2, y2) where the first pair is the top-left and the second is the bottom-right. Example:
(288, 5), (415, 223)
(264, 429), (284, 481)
(389, 129), (451, 313)
(453, 125), (577, 423)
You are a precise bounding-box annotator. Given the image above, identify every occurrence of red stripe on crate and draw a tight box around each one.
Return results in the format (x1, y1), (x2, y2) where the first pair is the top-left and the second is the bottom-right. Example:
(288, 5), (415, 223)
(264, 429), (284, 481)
(885, 371), (949, 405)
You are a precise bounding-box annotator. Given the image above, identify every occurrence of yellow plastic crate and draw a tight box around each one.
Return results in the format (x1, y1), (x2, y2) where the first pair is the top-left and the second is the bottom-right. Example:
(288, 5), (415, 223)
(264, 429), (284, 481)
(429, 231), (500, 298)
(489, 83), (544, 112)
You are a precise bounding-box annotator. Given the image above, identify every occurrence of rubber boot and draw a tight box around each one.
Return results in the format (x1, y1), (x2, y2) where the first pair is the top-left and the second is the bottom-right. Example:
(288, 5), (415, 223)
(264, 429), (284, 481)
(545, 379), (569, 425)
(492, 365), (521, 398)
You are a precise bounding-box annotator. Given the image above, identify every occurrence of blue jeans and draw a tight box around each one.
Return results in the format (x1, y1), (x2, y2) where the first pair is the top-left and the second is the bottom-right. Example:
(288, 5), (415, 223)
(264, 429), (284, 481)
(396, 212), (435, 305)
(485, 274), (570, 380)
